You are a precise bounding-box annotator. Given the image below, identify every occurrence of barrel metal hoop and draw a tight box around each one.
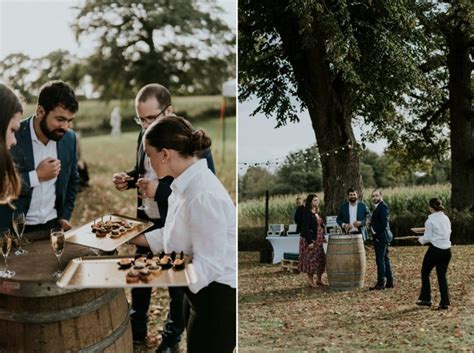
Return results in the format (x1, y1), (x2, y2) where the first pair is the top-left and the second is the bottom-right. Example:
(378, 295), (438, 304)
(327, 271), (363, 275)
(77, 298), (129, 353)
(0, 289), (120, 323)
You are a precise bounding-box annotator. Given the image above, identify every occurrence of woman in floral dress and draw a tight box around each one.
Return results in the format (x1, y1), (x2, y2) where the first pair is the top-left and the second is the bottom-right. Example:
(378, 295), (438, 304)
(298, 193), (327, 287)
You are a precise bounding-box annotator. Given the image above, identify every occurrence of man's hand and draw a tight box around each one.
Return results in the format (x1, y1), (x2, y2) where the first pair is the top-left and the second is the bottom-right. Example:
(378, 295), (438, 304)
(37, 157), (61, 182)
(58, 218), (72, 231)
(353, 221), (362, 228)
(137, 178), (158, 199)
(344, 223), (352, 233)
(112, 172), (131, 191)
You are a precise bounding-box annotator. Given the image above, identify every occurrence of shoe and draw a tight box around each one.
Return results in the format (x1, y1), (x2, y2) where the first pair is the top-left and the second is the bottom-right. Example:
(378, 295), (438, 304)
(438, 304), (449, 310)
(369, 284), (385, 290)
(156, 341), (179, 353)
(416, 300), (432, 307)
(385, 282), (394, 288)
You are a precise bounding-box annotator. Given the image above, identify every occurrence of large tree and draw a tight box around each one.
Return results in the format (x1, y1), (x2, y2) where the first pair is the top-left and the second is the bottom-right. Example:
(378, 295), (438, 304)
(73, 0), (235, 99)
(239, 1), (424, 214)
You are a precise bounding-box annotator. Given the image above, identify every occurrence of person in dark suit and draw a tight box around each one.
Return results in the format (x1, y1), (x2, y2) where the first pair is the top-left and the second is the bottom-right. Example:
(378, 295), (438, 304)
(336, 187), (371, 240)
(112, 83), (215, 353)
(368, 189), (394, 290)
(0, 81), (79, 236)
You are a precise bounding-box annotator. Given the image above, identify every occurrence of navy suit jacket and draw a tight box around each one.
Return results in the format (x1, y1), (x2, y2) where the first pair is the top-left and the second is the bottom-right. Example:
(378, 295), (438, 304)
(370, 201), (393, 243)
(0, 117), (78, 228)
(125, 128), (215, 228)
(336, 201), (371, 240)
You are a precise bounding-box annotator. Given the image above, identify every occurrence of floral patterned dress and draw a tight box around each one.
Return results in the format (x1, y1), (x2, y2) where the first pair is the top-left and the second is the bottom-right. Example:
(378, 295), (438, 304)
(298, 211), (326, 275)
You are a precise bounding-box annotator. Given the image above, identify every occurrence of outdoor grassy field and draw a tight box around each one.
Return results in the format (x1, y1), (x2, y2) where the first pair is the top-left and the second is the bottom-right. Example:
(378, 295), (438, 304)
(239, 185), (452, 228)
(69, 116), (235, 352)
(239, 246), (474, 352)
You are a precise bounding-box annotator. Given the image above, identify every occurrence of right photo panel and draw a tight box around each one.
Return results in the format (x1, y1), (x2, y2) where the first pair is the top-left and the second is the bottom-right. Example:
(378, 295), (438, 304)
(238, 1), (473, 351)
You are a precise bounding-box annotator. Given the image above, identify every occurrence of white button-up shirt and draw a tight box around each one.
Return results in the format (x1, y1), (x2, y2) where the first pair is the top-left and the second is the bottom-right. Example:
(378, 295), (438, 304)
(419, 211), (451, 249)
(145, 159), (236, 293)
(26, 118), (58, 225)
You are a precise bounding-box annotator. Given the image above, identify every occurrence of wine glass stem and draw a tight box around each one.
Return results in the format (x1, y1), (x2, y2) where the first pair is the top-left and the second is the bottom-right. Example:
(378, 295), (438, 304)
(4, 256), (7, 272)
(57, 256), (61, 274)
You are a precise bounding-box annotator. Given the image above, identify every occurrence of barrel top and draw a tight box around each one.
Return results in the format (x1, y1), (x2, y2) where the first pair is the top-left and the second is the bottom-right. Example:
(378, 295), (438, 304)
(328, 234), (363, 240)
(0, 239), (98, 297)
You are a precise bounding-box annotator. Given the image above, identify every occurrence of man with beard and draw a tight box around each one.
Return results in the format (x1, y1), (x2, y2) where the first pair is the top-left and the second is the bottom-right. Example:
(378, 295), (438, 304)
(0, 81), (79, 237)
(336, 187), (371, 240)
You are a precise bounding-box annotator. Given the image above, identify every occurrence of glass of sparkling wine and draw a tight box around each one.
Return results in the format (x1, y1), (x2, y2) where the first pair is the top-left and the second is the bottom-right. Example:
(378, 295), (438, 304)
(0, 228), (15, 278)
(50, 228), (65, 280)
(12, 212), (27, 255)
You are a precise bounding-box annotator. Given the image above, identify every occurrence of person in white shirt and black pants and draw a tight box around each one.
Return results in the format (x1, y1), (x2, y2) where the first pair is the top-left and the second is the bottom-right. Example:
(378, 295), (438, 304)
(416, 198), (452, 310)
(131, 115), (236, 353)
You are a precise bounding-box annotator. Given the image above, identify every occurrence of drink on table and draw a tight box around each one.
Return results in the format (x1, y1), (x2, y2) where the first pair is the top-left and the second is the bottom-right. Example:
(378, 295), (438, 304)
(50, 228), (65, 280)
(12, 212), (27, 255)
(0, 228), (15, 278)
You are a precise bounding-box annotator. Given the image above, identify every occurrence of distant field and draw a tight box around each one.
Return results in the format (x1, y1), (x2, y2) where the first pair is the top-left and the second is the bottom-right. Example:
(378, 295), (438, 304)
(23, 95), (235, 134)
(239, 184), (451, 228)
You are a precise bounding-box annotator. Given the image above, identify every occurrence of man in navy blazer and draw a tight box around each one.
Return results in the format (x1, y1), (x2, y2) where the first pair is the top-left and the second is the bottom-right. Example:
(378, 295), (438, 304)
(336, 188), (371, 240)
(368, 189), (394, 290)
(0, 81), (79, 236)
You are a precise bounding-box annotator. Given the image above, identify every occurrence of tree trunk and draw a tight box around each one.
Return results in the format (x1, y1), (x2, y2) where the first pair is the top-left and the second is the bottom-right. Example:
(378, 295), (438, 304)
(447, 26), (473, 211)
(276, 13), (363, 215)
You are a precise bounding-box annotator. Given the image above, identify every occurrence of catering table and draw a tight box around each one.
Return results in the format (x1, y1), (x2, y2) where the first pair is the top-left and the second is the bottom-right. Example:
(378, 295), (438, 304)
(265, 236), (300, 264)
(0, 239), (132, 353)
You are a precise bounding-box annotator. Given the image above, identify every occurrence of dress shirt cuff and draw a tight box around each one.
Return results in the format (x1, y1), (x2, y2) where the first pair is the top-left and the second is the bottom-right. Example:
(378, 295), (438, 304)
(29, 170), (40, 188)
(144, 228), (164, 253)
(418, 236), (429, 245)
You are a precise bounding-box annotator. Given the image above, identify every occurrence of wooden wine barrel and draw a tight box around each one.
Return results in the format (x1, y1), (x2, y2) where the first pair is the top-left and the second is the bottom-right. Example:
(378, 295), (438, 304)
(326, 234), (366, 291)
(0, 240), (133, 353)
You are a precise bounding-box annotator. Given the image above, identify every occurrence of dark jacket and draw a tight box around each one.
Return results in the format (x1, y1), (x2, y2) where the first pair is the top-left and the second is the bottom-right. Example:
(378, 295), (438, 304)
(0, 117), (78, 228)
(300, 208), (318, 245)
(336, 200), (371, 239)
(371, 201), (393, 243)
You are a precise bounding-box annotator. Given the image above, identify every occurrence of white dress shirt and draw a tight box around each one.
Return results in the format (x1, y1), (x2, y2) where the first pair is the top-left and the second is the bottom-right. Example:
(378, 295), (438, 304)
(419, 211), (451, 249)
(142, 155), (160, 219)
(26, 118), (58, 225)
(145, 159), (236, 293)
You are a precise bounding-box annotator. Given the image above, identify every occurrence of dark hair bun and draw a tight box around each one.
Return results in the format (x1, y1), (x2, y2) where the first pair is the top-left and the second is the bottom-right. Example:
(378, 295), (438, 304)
(190, 129), (212, 153)
(429, 198), (444, 212)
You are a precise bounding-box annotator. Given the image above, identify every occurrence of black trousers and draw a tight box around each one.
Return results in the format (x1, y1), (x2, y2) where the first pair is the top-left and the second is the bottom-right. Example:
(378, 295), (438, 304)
(130, 246), (185, 344)
(184, 282), (236, 353)
(24, 218), (59, 240)
(418, 245), (452, 306)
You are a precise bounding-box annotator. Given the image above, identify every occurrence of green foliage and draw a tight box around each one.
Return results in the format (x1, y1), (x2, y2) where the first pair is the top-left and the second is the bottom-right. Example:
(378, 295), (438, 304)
(73, 0), (235, 99)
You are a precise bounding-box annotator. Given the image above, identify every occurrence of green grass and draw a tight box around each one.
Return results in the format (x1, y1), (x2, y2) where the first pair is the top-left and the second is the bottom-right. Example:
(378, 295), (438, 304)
(24, 96), (235, 135)
(239, 184), (451, 228)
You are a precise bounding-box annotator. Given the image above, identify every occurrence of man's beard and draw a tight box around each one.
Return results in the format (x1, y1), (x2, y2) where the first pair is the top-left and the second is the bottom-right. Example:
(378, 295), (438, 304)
(349, 197), (357, 203)
(40, 117), (66, 141)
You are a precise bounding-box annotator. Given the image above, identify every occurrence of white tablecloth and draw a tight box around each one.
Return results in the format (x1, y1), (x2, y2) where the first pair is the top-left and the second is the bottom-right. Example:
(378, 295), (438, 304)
(265, 236), (300, 264)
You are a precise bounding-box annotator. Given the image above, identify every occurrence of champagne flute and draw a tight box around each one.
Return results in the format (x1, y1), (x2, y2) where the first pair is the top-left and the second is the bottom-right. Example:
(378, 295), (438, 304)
(0, 228), (15, 278)
(137, 173), (149, 212)
(12, 212), (27, 255)
(50, 228), (65, 280)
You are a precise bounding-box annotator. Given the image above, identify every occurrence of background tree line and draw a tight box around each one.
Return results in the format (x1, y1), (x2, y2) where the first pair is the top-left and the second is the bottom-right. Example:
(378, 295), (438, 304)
(239, 146), (451, 201)
(1, 0), (235, 102)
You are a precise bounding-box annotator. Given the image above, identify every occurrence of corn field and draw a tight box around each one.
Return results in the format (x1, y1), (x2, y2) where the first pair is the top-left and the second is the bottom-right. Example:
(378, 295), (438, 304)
(238, 184), (451, 228)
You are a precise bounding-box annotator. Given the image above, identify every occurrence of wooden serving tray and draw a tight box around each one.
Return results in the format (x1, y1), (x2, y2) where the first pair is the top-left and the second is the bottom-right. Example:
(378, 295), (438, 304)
(64, 214), (154, 252)
(56, 255), (197, 289)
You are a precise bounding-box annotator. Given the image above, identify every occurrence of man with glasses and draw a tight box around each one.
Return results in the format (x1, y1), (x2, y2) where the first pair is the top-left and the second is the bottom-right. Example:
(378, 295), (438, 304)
(112, 83), (214, 353)
(0, 80), (79, 237)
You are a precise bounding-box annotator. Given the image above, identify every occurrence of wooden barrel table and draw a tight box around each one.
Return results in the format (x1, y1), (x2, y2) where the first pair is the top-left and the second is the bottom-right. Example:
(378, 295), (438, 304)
(326, 234), (366, 291)
(0, 239), (133, 353)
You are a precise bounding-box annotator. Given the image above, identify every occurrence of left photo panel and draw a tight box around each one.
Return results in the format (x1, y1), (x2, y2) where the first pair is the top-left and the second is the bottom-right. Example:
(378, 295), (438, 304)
(0, 1), (237, 352)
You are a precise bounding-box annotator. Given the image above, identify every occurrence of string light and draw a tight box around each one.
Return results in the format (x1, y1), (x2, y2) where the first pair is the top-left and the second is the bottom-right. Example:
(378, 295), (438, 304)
(238, 141), (354, 171)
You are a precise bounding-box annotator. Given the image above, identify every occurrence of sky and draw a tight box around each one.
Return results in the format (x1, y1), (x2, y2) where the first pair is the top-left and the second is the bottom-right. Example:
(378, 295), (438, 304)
(0, 0), (236, 59)
(238, 97), (387, 174)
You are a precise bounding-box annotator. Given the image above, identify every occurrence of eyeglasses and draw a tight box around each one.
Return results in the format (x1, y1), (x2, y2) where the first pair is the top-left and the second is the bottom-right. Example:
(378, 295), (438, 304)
(134, 104), (170, 126)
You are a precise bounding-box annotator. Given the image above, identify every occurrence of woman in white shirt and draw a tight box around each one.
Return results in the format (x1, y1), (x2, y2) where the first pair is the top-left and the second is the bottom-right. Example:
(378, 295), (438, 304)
(416, 198), (452, 310)
(131, 115), (236, 353)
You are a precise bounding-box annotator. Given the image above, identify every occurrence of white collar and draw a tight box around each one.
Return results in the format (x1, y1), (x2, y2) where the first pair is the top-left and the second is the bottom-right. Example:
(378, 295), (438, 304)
(171, 159), (207, 194)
